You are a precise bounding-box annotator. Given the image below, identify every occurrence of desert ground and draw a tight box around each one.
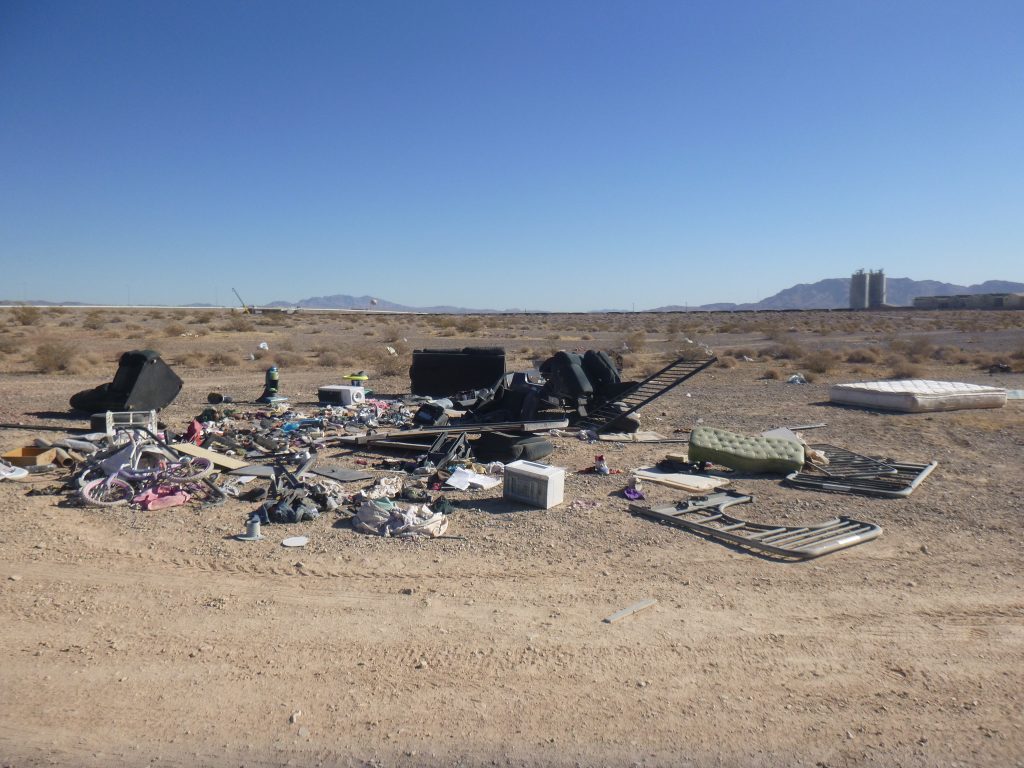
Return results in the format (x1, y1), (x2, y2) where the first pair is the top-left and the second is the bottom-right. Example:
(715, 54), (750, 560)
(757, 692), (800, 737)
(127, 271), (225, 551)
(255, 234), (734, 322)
(0, 306), (1022, 768)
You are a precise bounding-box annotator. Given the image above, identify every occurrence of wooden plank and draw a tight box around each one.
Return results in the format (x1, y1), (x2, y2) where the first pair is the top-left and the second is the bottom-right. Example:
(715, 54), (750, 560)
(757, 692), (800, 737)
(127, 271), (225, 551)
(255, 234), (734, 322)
(170, 442), (249, 470)
(602, 598), (658, 624)
(326, 418), (569, 447)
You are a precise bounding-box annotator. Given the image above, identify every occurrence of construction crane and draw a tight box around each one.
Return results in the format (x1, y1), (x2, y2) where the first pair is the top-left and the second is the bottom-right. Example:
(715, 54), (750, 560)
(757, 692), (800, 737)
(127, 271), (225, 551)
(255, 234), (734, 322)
(232, 288), (255, 314)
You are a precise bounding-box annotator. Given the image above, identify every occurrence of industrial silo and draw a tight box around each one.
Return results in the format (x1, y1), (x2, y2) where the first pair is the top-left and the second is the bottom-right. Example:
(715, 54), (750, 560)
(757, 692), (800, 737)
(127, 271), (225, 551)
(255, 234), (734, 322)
(849, 270), (869, 309)
(868, 269), (886, 308)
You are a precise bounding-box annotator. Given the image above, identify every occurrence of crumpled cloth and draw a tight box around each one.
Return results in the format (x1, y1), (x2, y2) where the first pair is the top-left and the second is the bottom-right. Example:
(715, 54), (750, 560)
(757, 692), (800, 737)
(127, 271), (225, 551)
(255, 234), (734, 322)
(354, 475), (404, 502)
(133, 485), (190, 510)
(353, 499), (448, 538)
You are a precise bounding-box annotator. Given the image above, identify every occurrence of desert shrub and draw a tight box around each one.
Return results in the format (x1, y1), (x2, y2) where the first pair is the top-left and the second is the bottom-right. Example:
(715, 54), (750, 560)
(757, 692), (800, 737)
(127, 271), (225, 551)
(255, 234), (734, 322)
(164, 322), (186, 337)
(456, 316), (483, 334)
(0, 336), (19, 355)
(727, 347), (755, 360)
(801, 349), (838, 374)
(318, 350), (345, 368)
(382, 325), (405, 343)
(845, 348), (880, 364)
(676, 342), (710, 362)
(767, 342), (804, 360)
(888, 359), (923, 379)
(273, 351), (305, 368)
(889, 337), (934, 363)
(762, 368), (782, 380)
(623, 330), (646, 351)
(207, 354), (239, 368)
(82, 310), (107, 330)
(801, 371), (818, 383)
(430, 315), (457, 329)
(373, 347), (407, 376)
(11, 305), (42, 326)
(223, 314), (255, 332)
(716, 357), (736, 369)
(207, 352), (239, 368)
(33, 341), (76, 372)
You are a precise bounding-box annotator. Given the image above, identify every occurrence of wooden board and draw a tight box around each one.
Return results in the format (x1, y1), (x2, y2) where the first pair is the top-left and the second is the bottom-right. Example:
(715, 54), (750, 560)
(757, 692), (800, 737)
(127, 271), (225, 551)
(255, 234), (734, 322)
(326, 418), (569, 447)
(170, 442), (249, 470)
(632, 469), (729, 492)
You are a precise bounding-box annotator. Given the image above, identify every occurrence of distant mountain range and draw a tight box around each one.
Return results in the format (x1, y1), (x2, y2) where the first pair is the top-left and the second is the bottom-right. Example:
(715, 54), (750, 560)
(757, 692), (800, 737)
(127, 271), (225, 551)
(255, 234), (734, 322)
(266, 294), (518, 313)
(3, 278), (1021, 312)
(278, 278), (1023, 313)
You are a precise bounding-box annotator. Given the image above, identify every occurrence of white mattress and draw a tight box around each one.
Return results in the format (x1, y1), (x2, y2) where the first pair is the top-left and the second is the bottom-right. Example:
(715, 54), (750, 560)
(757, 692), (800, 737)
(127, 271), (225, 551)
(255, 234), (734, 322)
(830, 379), (1006, 413)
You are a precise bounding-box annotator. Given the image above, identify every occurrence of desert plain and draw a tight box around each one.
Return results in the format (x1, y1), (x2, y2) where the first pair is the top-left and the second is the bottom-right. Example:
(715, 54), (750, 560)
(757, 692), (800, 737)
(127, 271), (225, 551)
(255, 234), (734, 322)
(0, 305), (1021, 767)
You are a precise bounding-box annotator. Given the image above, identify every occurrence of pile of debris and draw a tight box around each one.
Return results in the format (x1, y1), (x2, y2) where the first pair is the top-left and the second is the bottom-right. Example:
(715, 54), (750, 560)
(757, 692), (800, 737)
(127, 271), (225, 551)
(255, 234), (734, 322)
(3, 344), (990, 562)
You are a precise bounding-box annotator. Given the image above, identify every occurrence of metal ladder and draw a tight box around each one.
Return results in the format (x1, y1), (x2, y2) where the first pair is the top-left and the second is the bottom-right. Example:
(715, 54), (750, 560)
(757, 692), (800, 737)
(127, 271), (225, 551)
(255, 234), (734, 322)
(577, 354), (717, 432)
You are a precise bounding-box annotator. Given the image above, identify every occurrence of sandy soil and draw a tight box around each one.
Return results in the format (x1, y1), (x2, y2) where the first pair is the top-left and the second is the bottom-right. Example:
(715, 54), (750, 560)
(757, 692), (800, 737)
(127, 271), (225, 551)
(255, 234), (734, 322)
(0, 310), (1022, 767)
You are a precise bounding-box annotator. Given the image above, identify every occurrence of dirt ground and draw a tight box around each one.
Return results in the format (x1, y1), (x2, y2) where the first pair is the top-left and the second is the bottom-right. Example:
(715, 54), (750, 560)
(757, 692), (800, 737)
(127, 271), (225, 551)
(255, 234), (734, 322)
(0, 308), (1022, 767)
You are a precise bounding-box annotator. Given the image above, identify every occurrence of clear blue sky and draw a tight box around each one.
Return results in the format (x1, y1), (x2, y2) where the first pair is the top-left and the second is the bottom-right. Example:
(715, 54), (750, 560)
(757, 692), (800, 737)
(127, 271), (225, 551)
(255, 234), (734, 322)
(1, 1), (1021, 310)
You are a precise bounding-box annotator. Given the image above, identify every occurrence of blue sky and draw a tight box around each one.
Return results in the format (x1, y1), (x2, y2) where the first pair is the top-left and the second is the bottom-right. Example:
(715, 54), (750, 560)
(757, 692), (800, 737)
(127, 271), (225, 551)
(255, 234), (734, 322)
(1, 1), (1021, 310)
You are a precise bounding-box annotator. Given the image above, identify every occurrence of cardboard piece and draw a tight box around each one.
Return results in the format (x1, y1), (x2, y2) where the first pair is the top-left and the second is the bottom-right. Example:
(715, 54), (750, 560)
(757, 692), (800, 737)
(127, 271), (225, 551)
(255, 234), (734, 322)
(2, 446), (58, 467)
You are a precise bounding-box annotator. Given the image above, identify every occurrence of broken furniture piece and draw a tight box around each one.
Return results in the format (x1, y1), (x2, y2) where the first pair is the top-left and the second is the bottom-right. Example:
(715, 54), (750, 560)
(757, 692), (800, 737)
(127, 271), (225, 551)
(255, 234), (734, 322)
(785, 444), (937, 498)
(829, 379), (1006, 413)
(687, 425), (805, 473)
(629, 490), (881, 559)
(409, 347), (506, 397)
(571, 353), (717, 434)
(70, 349), (183, 414)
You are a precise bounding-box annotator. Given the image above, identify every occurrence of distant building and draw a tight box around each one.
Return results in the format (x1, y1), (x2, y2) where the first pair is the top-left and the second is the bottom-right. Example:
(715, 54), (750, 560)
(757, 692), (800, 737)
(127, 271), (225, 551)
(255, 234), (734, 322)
(849, 270), (869, 309)
(913, 293), (1024, 310)
(868, 269), (886, 308)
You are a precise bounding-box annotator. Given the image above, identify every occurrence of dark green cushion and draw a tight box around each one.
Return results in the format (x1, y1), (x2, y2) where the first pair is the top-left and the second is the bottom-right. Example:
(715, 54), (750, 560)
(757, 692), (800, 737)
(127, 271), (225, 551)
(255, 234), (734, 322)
(688, 426), (805, 473)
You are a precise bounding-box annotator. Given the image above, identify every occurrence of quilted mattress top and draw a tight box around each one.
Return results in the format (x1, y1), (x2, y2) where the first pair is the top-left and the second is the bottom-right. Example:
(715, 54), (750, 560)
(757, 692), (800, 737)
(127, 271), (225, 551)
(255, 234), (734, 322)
(831, 379), (1005, 396)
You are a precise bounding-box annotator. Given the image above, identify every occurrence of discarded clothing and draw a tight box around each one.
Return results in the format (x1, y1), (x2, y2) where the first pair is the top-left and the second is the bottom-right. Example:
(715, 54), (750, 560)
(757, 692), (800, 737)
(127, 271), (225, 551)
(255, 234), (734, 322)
(352, 499), (449, 538)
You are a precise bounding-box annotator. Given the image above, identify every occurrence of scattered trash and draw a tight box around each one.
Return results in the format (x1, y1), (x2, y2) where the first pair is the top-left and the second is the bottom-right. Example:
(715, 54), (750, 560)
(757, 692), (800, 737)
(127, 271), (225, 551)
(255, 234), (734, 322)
(631, 468), (729, 493)
(787, 373), (807, 384)
(786, 444), (937, 498)
(630, 491), (882, 559)
(603, 598), (658, 624)
(0, 460), (29, 481)
(352, 499), (449, 538)
(70, 349), (183, 413)
(503, 460), (565, 509)
(444, 467), (501, 491)
(281, 536), (309, 548)
(236, 518), (264, 541)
